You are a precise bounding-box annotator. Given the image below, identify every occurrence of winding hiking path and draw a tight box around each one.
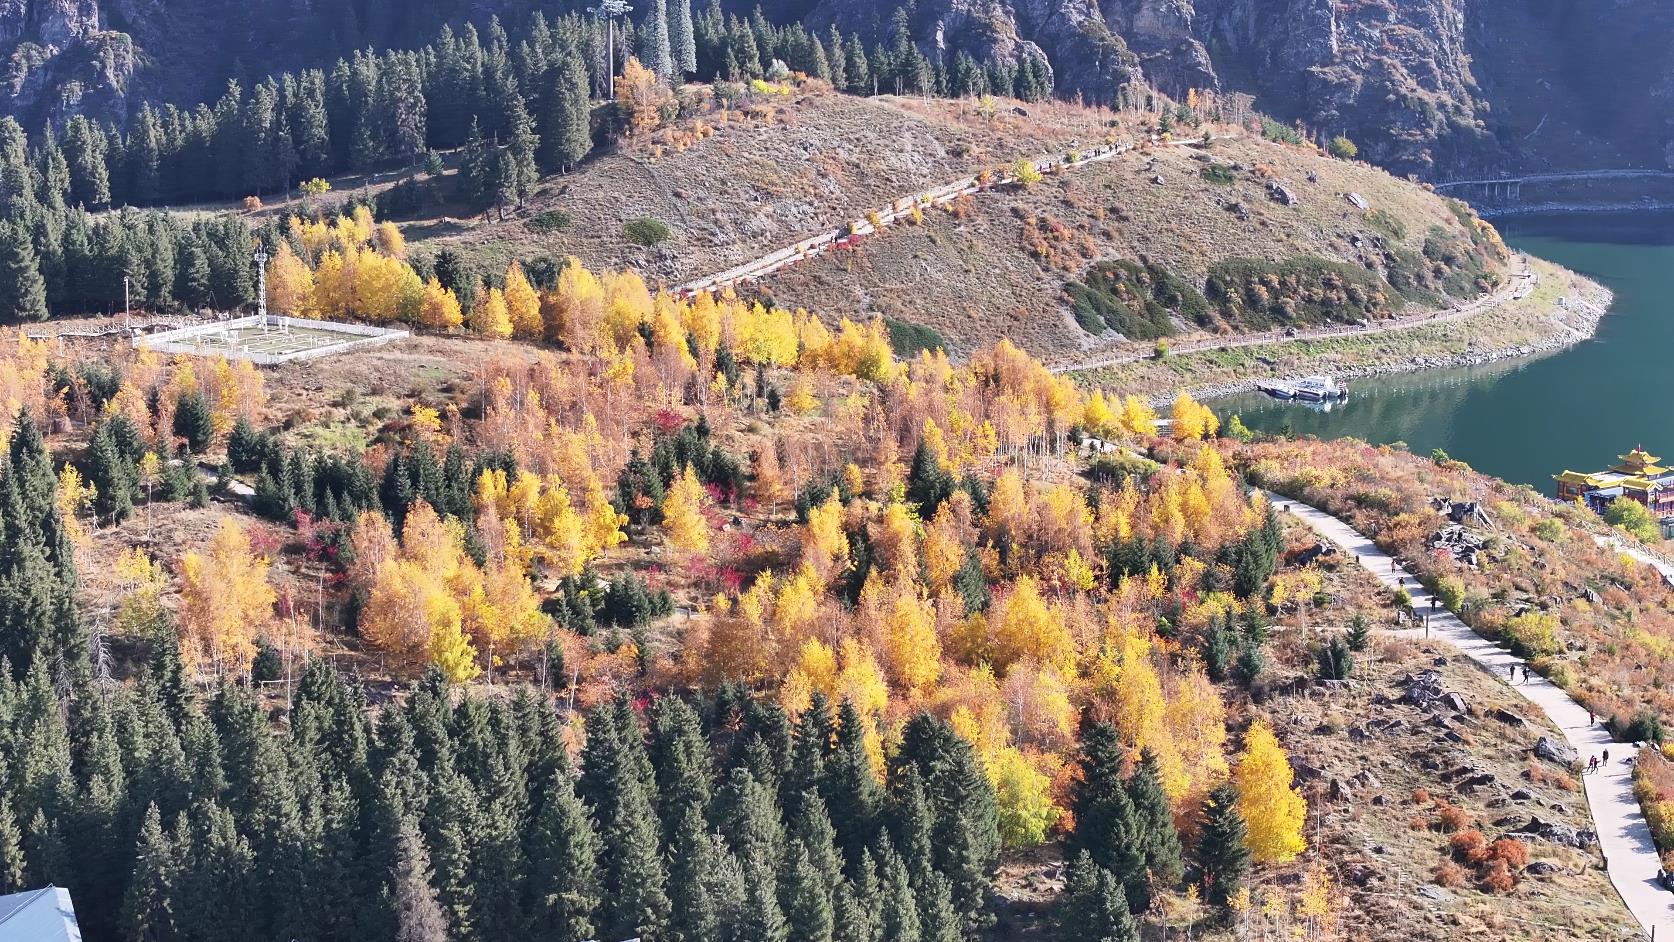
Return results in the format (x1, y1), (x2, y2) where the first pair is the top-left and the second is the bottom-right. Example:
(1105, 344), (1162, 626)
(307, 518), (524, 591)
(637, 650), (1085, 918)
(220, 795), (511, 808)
(1049, 255), (1539, 375)
(1263, 491), (1673, 939)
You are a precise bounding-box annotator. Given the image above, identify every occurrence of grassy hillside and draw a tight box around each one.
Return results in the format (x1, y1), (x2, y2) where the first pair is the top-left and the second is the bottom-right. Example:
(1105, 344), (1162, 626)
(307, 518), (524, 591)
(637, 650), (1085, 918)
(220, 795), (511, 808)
(394, 88), (1505, 362)
(759, 132), (1506, 358)
(398, 89), (1111, 286)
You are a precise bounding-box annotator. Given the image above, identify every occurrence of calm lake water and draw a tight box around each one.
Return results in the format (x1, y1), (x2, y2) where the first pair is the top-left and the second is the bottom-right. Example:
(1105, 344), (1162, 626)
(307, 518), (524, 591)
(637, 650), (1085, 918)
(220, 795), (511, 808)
(1217, 211), (1674, 490)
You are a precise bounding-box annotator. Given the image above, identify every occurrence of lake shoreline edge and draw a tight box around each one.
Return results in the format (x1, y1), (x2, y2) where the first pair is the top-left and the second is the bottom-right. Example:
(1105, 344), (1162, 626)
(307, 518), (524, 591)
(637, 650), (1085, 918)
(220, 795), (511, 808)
(1187, 262), (1615, 408)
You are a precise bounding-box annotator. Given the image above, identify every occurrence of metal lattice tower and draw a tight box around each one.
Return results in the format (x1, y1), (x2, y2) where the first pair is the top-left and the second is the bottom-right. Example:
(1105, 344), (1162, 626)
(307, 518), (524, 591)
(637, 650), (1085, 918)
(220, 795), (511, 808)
(253, 246), (268, 320)
(590, 0), (633, 99)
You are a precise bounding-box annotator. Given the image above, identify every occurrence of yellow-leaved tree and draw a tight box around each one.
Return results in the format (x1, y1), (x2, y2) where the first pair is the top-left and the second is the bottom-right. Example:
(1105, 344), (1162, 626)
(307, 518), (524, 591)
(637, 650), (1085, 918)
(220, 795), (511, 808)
(177, 518), (277, 678)
(662, 465), (711, 555)
(356, 502), (483, 682)
(470, 286), (513, 339)
(265, 242), (317, 317)
(880, 580), (941, 696)
(1235, 718), (1307, 863)
(1171, 392), (1221, 441)
(504, 262), (543, 339)
(55, 464), (95, 545)
(420, 277), (464, 330)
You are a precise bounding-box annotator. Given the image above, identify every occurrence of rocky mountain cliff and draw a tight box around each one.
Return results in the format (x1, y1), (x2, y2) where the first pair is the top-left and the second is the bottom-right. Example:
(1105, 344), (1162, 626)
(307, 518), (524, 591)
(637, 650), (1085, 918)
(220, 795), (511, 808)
(4, 0), (1670, 180)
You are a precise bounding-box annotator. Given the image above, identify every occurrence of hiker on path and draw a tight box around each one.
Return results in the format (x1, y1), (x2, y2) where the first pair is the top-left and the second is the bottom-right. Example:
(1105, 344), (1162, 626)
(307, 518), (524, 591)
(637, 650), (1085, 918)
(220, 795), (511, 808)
(1604, 749), (1611, 766)
(1589, 755), (1598, 773)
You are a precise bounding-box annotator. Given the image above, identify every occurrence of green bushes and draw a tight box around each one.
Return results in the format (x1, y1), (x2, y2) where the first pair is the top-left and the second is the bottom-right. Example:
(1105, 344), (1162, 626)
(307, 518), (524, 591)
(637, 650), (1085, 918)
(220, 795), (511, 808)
(1605, 498), (1664, 543)
(529, 209), (573, 232)
(884, 317), (946, 356)
(1066, 259), (1207, 339)
(1367, 209), (1407, 241)
(1502, 611), (1562, 658)
(623, 216), (672, 246)
(1260, 118), (1304, 145)
(1423, 226), (1495, 298)
(1204, 256), (1394, 330)
(1201, 163), (1236, 185)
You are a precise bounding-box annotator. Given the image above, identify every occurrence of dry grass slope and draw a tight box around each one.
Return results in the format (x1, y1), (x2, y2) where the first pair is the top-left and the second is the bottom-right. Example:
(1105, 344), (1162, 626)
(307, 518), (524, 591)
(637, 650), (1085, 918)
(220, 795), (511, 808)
(761, 133), (1501, 358)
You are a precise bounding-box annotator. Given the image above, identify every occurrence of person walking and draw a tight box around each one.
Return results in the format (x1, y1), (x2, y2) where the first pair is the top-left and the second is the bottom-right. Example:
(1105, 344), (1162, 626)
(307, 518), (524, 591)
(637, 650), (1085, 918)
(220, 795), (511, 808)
(1603, 749), (1611, 766)
(1589, 709), (1596, 725)
(1509, 664), (1516, 682)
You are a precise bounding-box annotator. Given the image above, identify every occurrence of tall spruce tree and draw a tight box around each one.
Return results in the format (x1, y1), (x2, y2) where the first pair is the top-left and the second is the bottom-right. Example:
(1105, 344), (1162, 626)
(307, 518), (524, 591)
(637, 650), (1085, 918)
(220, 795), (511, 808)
(641, 0), (675, 79)
(1061, 852), (1138, 942)
(539, 48), (593, 173)
(1126, 749), (1183, 910)
(0, 223), (47, 322)
(121, 804), (180, 942)
(1067, 720), (1147, 910)
(392, 815), (449, 942)
(526, 772), (600, 942)
(669, 0), (698, 74)
(1188, 783), (1250, 913)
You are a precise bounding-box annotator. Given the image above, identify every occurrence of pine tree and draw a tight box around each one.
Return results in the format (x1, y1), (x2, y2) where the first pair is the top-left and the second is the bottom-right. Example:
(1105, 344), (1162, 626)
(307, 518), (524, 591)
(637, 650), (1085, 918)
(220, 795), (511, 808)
(1061, 852), (1138, 942)
(875, 843), (922, 942)
(462, 118), (494, 202)
(176, 800), (255, 942)
(641, 0), (675, 80)
(0, 802), (24, 894)
(122, 804), (180, 942)
(504, 86), (539, 205)
(666, 805), (728, 942)
(423, 769), (479, 940)
(832, 856), (880, 942)
(392, 815), (448, 942)
(63, 114), (110, 207)
(779, 840), (834, 942)
(1126, 749), (1182, 911)
(539, 49), (593, 173)
(526, 772), (600, 942)
(823, 699), (881, 868)
(648, 695), (712, 838)
(1188, 783), (1250, 913)
(89, 419), (137, 522)
(712, 766), (785, 873)
(582, 704), (670, 942)
(669, 0), (698, 75)
(1346, 613), (1371, 652)
(0, 223), (46, 322)
(1067, 720), (1147, 907)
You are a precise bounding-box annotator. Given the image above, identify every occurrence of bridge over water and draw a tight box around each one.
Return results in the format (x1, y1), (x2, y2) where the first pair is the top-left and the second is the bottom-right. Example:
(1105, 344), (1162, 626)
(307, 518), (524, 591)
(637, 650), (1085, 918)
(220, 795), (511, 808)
(1435, 168), (1674, 204)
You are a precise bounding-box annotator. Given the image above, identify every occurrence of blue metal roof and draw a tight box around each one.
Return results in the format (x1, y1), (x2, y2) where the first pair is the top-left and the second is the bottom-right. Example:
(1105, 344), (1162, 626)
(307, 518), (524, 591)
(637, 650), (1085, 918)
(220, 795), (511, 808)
(0, 886), (81, 942)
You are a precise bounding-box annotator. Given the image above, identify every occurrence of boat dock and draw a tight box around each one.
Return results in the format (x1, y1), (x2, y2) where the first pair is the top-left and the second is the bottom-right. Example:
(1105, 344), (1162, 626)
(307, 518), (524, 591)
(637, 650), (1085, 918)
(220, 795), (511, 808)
(1256, 375), (1348, 402)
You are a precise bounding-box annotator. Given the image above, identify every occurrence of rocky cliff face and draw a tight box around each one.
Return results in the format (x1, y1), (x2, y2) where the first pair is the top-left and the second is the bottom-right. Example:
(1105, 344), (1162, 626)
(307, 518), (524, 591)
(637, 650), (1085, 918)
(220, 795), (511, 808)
(803, 0), (1674, 180)
(4, 0), (1670, 182)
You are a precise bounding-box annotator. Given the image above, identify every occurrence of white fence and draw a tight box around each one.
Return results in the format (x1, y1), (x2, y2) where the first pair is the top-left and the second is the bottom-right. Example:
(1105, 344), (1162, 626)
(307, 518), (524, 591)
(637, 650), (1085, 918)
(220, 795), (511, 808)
(136, 314), (410, 365)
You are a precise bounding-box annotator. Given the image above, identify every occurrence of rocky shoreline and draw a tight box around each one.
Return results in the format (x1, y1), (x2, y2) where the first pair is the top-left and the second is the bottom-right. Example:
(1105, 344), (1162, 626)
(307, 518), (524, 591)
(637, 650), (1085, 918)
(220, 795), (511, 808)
(1177, 274), (1615, 407)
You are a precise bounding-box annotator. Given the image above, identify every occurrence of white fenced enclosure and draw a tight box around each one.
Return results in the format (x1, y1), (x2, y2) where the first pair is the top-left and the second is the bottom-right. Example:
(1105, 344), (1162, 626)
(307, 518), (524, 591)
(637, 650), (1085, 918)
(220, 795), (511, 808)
(136, 315), (409, 365)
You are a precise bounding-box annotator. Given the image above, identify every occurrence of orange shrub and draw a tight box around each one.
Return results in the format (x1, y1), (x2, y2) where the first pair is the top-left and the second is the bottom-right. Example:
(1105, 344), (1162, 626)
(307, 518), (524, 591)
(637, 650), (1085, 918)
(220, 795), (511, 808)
(1411, 787), (1430, 804)
(1448, 828), (1487, 863)
(1478, 858), (1516, 893)
(1433, 800), (1471, 833)
(1433, 861), (1469, 887)
(1488, 838), (1529, 869)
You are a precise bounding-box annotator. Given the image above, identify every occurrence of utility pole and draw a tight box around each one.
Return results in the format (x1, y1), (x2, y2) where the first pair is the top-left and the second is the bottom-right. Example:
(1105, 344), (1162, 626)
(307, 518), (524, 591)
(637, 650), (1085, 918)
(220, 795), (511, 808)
(591, 0), (633, 99)
(123, 274), (130, 331)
